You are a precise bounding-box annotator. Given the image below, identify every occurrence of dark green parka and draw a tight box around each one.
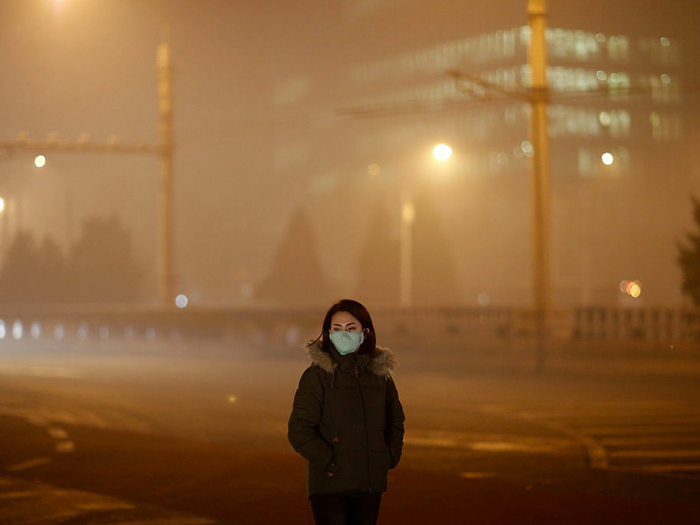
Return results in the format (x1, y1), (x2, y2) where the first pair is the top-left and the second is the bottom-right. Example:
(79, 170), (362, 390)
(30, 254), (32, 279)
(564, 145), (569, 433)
(288, 339), (405, 498)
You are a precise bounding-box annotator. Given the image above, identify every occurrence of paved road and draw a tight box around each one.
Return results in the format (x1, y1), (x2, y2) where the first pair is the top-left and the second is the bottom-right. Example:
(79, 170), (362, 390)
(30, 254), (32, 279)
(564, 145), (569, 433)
(0, 343), (699, 524)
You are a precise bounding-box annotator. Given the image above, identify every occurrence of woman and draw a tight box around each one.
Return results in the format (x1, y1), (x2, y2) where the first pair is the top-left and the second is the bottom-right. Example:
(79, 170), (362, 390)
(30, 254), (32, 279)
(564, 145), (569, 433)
(288, 299), (405, 525)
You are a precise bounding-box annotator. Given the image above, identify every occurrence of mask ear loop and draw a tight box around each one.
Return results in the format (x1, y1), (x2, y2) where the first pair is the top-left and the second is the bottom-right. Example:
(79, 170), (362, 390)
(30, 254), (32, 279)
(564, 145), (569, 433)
(328, 330), (338, 390)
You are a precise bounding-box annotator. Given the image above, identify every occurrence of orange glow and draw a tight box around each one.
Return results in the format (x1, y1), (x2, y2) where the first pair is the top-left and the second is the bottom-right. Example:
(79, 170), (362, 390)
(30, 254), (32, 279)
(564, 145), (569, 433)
(433, 144), (452, 161)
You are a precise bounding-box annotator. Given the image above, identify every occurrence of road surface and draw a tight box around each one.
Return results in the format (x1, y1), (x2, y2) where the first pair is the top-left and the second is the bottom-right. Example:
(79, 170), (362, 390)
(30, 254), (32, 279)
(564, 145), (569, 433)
(0, 341), (699, 524)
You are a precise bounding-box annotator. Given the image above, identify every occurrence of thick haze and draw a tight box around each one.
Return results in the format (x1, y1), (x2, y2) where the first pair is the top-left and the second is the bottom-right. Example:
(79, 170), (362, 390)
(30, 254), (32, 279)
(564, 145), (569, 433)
(1, 0), (699, 306)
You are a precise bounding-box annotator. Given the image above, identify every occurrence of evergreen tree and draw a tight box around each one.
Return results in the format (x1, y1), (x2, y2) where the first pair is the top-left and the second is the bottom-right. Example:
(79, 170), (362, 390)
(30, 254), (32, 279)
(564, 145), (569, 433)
(0, 231), (43, 303)
(69, 215), (142, 303)
(412, 184), (461, 306)
(678, 195), (700, 305)
(256, 207), (329, 306)
(38, 236), (69, 303)
(355, 202), (400, 306)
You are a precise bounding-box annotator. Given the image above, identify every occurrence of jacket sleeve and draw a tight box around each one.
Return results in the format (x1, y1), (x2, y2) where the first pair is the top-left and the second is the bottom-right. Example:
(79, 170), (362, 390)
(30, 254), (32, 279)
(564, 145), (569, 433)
(288, 366), (335, 470)
(385, 377), (405, 469)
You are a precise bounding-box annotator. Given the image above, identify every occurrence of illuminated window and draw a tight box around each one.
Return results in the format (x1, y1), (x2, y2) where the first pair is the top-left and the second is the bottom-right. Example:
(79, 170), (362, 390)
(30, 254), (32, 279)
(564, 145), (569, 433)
(650, 74), (680, 104)
(650, 112), (683, 141)
(578, 149), (593, 175)
(608, 72), (630, 100)
(503, 29), (516, 57)
(607, 35), (629, 61)
(609, 110), (631, 138)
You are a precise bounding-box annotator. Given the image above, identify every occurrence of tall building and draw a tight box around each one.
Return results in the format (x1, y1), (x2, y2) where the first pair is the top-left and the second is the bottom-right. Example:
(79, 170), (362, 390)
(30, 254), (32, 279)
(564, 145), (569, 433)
(323, 26), (686, 306)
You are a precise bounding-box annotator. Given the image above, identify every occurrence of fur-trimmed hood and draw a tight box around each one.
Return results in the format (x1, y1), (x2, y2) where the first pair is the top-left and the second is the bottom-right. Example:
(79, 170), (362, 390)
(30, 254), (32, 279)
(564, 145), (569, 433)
(305, 338), (396, 380)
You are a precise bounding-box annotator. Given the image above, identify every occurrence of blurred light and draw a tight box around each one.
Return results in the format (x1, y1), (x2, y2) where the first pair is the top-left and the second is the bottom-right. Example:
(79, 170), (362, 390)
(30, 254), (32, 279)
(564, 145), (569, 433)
(598, 112), (612, 126)
(0, 198), (4, 213)
(228, 395), (238, 403)
(596, 70), (607, 81)
(54, 324), (64, 341)
(661, 74), (671, 84)
(521, 141), (534, 157)
(629, 282), (642, 298)
(99, 325), (109, 339)
(610, 73), (621, 83)
(477, 292), (490, 306)
(595, 33), (606, 43)
(175, 294), (189, 308)
(512, 146), (524, 159)
(401, 201), (415, 224)
(497, 153), (509, 165)
(77, 323), (88, 341)
(34, 155), (46, 168)
(30, 321), (41, 340)
(621, 280), (642, 298)
(286, 325), (300, 345)
(660, 37), (670, 47)
(367, 163), (381, 176)
(145, 327), (156, 340)
(240, 282), (254, 298)
(0, 320), (5, 339)
(433, 144), (452, 161)
(601, 152), (614, 165)
(12, 320), (23, 340)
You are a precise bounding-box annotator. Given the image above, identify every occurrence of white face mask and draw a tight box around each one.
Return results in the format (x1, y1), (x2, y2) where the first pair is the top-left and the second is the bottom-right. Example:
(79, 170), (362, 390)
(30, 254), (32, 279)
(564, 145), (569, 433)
(329, 330), (364, 355)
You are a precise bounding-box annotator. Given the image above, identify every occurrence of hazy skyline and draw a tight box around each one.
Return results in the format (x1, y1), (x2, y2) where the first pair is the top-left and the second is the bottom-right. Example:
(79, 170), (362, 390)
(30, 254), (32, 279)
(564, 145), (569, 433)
(1, 0), (699, 306)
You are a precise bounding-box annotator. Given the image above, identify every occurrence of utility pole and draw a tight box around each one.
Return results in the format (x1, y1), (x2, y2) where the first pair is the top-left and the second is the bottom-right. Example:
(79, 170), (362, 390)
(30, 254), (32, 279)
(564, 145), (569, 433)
(528, 0), (552, 371)
(157, 40), (175, 307)
(0, 41), (176, 307)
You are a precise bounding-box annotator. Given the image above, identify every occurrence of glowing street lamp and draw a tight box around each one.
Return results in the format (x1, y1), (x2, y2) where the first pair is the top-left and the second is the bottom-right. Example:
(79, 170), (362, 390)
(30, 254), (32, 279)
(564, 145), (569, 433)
(601, 152), (614, 166)
(34, 155), (46, 168)
(0, 198), (4, 213)
(433, 144), (453, 161)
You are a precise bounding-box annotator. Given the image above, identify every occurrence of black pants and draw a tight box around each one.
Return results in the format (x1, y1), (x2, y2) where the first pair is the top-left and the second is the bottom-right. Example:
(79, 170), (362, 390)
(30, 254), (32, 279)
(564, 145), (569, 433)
(310, 492), (382, 525)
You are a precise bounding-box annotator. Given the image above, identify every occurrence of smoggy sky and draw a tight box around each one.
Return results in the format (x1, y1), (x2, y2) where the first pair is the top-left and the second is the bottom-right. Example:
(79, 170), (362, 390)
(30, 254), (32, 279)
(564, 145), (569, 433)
(1, 0), (699, 306)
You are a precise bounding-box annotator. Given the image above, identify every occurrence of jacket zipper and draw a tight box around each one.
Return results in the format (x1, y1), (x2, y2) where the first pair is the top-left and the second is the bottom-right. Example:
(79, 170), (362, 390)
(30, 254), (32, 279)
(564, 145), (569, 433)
(355, 363), (373, 492)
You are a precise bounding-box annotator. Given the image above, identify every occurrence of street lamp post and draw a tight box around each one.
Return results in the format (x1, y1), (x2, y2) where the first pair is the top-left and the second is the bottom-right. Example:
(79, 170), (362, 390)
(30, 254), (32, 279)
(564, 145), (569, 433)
(399, 144), (452, 307)
(528, 0), (551, 371)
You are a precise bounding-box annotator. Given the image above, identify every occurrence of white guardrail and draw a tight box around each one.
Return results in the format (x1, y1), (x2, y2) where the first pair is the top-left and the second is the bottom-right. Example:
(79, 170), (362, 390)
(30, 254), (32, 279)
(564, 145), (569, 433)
(0, 306), (698, 350)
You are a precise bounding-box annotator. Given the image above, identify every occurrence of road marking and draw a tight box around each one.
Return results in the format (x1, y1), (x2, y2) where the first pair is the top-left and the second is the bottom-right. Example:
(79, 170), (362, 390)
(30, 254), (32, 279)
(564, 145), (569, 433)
(610, 449), (700, 459)
(601, 435), (700, 446)
(584, 425), (700, 436)
(0, 490), (40, 499)
(75, 502), (136, 511)
(636, 463), (700, 472)
(553, 415), (700, 426)
(0, 363), (85, 378)
(54, 440), (75, 453)
(480, 402), (700, 479)
(459, 472), (496, 479)
(5, 457), (52, 472)
(47, 427), (69, 440)
(112, 519), (218, 525)
(404, 430), (574, 454)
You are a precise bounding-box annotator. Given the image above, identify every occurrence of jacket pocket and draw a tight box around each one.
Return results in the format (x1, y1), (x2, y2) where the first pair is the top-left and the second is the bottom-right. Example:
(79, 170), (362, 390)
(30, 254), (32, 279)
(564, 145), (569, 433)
(327, 436), (342, 473)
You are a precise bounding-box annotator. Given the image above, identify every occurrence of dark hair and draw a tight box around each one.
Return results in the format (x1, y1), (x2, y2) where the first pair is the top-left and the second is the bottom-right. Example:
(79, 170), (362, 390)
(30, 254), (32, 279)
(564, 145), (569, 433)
(309, 299), (377, 355)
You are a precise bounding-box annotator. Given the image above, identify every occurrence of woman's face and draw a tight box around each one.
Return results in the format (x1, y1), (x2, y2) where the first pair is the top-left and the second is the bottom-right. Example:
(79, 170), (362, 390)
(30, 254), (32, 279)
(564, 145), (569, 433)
(330, 311), (363, 333)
